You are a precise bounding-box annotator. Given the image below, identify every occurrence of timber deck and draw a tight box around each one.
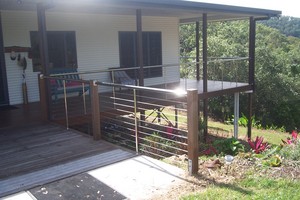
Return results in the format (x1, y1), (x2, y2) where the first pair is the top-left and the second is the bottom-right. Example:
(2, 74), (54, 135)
(0, 102), (42, 129)
(0, 123), (129, 179)
(0, 122), (135, 197)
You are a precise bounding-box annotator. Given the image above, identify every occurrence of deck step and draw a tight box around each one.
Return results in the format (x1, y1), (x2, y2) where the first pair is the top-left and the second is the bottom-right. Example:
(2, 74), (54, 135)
(0, 149), (135, 198)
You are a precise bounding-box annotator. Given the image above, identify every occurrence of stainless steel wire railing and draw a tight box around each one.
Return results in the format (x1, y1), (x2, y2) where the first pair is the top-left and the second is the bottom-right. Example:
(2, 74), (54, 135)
(39, 59), (247, 167)
(98, 81), (189, 159)
(41, 75), (92, 133)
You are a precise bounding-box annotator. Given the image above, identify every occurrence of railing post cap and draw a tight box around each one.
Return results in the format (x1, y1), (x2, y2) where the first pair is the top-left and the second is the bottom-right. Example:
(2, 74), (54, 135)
(93, 80), (98, 86)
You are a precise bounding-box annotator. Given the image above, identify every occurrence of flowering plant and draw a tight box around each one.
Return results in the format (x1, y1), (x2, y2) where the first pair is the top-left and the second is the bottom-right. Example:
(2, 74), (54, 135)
(282, 130), (298, 145)
(248, 136), (269, 154)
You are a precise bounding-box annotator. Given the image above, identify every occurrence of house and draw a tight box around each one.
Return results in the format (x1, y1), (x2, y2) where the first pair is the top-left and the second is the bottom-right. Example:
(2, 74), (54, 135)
(0, 0), (281, 195)
(0, 0), (281, 141)
(0, 0), (280, 104)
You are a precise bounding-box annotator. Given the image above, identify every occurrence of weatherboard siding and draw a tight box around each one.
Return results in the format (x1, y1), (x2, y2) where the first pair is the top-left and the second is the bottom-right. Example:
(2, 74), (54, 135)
(2, 11), (180, 105)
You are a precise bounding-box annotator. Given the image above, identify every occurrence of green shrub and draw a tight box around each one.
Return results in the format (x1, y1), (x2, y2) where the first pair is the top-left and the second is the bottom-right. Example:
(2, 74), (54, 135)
(141, 132), (176, 158)
(279, 142), (300, 161)
(213, 137), (244, 155)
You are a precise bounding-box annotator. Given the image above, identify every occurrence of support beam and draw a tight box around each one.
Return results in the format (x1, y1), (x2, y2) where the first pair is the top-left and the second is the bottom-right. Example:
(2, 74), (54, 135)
(37, 3), (50, 75)
(234, 93), (239, 138)
(0, 12), (9, 105)
(248, 17), (256, 138)
(202, 13), (208, 142)
(38, 74), (49, 122)
(247, 93), (253, 138)
(136, 9), (145, 126)
(37, 3), (51, 120)
(136, 9), (144, 86)
(90, 80), (101, 140)
(249, 17), (256, 87)
(187, 89), (199, 175)
(196, 21), (200, 81)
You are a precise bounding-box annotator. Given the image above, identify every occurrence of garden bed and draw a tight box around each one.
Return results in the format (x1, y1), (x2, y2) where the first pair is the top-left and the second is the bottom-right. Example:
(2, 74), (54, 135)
(152, 130), (300, 199)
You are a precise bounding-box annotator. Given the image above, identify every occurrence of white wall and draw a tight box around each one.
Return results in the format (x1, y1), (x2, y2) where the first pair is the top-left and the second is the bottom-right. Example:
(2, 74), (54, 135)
(2, 11), (38, 105)
(2, 10), (180, 105)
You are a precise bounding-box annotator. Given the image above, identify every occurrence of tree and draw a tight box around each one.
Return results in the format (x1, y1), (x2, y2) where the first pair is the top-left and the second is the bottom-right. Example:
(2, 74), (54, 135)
(179, 20), (300, 131)
(260, 16), (300, 38)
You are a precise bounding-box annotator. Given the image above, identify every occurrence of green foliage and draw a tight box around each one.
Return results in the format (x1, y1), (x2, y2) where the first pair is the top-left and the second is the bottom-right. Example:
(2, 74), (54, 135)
(238, 113), (248, 127)
(212, 137), (244, 155)
(226, 114), (263, 130)
(141, 132), (176, 158)
(260, 16), (300, 37)
(180, 20), (300, 131)
(279, 141), (300, 160)
(262, 155), (282, 167)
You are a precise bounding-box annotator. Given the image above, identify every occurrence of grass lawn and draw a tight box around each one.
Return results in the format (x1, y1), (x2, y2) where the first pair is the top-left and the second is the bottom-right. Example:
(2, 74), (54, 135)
(182, 176), (300, 200)
(145, 107), (290, 145)
(208, 120), (290, 145)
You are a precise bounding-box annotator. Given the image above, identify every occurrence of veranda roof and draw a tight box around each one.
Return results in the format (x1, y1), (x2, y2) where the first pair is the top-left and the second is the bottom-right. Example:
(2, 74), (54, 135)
(0, 0), (281, 22)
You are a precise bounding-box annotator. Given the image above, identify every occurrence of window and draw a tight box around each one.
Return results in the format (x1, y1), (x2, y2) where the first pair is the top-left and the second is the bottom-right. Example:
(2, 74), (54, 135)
(30, 31), (77, 72)
(119, 31), (162, 78)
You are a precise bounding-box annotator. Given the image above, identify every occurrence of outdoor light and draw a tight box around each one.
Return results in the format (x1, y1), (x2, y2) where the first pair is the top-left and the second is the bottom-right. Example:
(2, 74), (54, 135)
(224, 155), (234, 164)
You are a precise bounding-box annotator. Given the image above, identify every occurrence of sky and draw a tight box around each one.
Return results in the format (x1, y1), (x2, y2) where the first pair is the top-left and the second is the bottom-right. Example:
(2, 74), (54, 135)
(194, 0), (300, 18)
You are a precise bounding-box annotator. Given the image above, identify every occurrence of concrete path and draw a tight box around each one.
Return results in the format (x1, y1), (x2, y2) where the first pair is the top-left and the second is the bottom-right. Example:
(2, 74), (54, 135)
(2, 156), (185, 200)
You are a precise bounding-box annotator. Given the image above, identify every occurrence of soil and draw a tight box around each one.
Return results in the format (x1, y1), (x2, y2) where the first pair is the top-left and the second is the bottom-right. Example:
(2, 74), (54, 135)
(150, 154), (300, 200)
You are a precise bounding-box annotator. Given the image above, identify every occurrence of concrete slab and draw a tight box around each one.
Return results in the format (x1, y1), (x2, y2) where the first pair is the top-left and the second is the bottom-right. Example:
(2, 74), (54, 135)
(2, 155), (185, 200)
(29, 173), (126, 200)
(88, 155), (185, 200)
(0, 149), (134, 197)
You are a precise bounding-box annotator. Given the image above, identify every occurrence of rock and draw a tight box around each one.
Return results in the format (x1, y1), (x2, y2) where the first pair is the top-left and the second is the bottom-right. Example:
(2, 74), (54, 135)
(203, 159), (222, 169)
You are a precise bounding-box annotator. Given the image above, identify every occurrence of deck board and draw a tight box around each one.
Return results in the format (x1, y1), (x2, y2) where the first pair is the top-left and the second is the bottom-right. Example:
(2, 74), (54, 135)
(0, 123), (134, 180)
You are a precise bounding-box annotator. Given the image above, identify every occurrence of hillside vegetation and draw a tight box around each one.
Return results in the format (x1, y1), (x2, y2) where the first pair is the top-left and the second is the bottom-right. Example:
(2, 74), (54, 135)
(180, 18), (300, 131)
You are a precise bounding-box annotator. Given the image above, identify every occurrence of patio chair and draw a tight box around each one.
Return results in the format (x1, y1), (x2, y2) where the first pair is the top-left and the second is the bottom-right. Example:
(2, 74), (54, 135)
(49, 68), (89, 101)
(110, 68), (136, 86)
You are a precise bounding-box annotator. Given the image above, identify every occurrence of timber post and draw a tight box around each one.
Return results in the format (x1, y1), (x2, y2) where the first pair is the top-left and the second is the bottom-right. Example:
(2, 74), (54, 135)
(187, 89), (199, 175)
(202, 13), (208, 142)
(196, 21), (200, 81)
(248, 16), (256, 139)
(37, 3), (52, 120)
(38, 74), (49, 121)
(90, 80), (101, 140)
